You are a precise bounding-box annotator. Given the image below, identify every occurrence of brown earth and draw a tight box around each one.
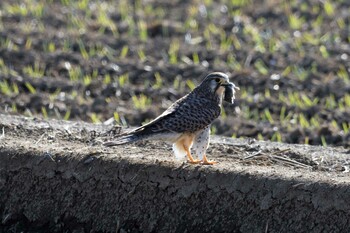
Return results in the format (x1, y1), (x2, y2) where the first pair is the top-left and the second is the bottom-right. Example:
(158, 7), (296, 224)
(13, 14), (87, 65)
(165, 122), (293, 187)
(1, 113), (350, 232)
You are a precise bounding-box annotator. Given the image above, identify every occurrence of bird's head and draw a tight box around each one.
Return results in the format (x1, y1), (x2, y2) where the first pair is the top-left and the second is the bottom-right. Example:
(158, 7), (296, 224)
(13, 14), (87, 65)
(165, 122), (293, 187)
(196, 72), (239, 104)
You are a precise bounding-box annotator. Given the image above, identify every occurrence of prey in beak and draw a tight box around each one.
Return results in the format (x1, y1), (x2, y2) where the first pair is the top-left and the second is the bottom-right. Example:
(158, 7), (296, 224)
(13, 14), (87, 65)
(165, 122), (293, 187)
(223, 82), (239, 104)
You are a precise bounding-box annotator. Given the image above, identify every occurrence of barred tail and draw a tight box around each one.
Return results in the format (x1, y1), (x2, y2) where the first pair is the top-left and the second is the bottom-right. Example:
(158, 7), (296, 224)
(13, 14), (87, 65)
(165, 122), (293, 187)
(103, 125), (154, 146)
(103, 119), (170, 146)
(103, 133), (142, 146)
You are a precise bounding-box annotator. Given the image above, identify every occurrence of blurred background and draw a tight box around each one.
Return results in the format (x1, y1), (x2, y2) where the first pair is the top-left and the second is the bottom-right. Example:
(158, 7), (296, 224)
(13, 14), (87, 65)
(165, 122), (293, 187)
(0, 0), (349, 147)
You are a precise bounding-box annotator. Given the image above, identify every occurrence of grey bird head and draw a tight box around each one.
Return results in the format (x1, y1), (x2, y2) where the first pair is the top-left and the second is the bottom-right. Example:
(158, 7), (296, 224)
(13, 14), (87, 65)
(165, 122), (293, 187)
(194, 72), (239, 104)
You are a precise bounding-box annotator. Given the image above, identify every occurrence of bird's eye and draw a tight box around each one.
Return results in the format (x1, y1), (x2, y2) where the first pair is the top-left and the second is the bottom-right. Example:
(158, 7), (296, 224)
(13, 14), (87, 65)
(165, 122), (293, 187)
(215, 78), (221, 83)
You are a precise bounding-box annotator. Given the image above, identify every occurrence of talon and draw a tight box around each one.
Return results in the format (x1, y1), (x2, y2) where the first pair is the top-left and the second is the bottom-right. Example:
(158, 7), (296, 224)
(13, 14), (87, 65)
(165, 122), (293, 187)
(187, 159), (201, 164)
(201, 160), (218, 165)
(201, 155), (218, 165)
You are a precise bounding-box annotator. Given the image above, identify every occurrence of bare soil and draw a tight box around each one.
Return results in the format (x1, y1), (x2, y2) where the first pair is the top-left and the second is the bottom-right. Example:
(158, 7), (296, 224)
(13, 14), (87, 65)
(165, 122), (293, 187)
(1, 114), (350, 232)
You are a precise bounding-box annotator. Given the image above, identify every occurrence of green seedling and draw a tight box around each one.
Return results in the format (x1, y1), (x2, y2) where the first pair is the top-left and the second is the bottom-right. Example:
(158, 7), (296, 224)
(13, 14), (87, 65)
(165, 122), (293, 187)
(78, 40), (89, 60)
(41, 106), (48, 119)
(310, 116), (320, 128)
(25, 82), (36, 94)
(11, 103), (17, 113)
(118, 73), (129, 87)
(299, 113), (310, 128)
(337, 65), (349, 83)
(254, 59), (269, 75)
(138, 49), (146, 62)
(325, 94), (336, 109)
(104, 74), (111, 85)
(0, 80), (12, 96)
(319, 45), (329, 58)
(132, 94), (152, 110)
(168, 39), (179, 64)
(342, 122), (349, 134)
(114, 112), (121, 124)
(271, 131), (282, 142)
(69, 66), (83, 82)
(90, 113), (101, 123)
(192, 52), (200, 64)
(288, 14), (304, 30)
(336, 18), (345, 29)
(210, 125), (217, 135)
(264, 109), (274, 124)
(323, 0), (334, 16)
(64, 109), (71, 120)
(120, 45), (129, 59)
(12, 83), (19, 95)
(153, 72), (163, 89)
(321, 135), (327, 147)
(23, 61), (45, 78)
(227, 54), (242, 71)
(186, 79), (196, 91)
(138, 20), (148, 42)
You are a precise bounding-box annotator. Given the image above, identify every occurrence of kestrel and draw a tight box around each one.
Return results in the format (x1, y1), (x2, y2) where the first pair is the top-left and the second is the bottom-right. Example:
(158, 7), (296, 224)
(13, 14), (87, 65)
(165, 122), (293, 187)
(104, 72), (239, 165)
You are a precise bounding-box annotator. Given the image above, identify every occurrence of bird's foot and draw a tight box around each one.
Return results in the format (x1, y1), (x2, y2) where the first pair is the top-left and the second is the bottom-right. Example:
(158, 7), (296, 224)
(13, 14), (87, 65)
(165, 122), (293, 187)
(187, 159), (201, 164)
(186, 150), (201, 164)
(201, 155), (218, 165)
(201, 160), (218, 165)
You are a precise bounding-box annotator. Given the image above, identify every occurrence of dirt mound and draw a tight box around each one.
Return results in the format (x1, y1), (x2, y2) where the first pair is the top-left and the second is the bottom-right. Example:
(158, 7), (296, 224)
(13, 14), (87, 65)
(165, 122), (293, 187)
(1, 114), (350, 232)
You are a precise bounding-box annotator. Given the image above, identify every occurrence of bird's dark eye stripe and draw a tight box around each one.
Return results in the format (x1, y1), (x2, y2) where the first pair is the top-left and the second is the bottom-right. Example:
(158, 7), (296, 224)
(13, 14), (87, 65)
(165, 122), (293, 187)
(215, 78), (220, 83)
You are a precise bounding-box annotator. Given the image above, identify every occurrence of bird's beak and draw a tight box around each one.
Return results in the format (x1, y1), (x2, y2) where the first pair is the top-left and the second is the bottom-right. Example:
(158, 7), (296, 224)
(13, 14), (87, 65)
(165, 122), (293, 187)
(222, 82), (239, 104)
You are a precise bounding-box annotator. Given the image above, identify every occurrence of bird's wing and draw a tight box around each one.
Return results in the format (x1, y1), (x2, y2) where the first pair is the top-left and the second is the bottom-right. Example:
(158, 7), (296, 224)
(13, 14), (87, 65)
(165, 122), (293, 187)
(104, 94), (220, 146)
(127, 94), (190, 134)
(128, 93), (220, 134)
(160, 95), (221, 133)
(103, 94), (191, 146)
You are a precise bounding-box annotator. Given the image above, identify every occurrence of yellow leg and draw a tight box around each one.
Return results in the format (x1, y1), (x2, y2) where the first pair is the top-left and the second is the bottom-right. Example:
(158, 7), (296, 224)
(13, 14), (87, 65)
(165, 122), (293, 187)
(177, 134), (200, 164)
(185, 148), (201, 164)
(201, 155), (217, 165)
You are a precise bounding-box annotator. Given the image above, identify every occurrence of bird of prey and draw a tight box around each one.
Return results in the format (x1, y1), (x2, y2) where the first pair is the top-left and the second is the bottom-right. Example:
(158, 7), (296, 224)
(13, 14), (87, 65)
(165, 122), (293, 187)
(104, 72), (239, 165)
